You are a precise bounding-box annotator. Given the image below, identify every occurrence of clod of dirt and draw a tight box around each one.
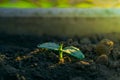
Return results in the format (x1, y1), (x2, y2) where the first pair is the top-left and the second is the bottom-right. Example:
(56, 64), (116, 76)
(67, 39), (80, 46)
(0, 64), (19, 80)
(0, 54), (6, 63)
(96, 39), (114, 56)
(80, 38), (91, 44)
(80, 61), (90, 65)
(71, 61), (91, 70)
(109, 60), (120, 68)
(96, 54), (109, 65)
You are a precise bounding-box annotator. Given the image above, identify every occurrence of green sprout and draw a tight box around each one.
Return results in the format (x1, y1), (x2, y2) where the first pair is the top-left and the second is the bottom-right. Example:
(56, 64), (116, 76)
(37, 42), (85, 64)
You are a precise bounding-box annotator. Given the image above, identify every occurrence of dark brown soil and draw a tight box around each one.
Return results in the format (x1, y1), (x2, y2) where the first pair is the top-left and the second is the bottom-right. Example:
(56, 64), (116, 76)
(0, 33), (120, 80)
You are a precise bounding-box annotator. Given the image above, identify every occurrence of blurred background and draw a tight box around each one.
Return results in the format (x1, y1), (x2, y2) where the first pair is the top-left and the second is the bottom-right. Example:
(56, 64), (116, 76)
(0, 0), (120, 8)
(0, 0), (120, 36)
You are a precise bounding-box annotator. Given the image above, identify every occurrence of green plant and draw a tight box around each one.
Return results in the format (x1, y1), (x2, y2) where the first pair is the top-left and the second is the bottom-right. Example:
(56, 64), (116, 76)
(37, 42), (85, 64)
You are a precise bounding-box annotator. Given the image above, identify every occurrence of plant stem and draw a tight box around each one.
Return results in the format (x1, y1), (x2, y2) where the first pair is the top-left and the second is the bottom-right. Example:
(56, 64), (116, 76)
(59, 43), (64, 64)
(59, 43), (63, 59)
(60, 51), (63, 59)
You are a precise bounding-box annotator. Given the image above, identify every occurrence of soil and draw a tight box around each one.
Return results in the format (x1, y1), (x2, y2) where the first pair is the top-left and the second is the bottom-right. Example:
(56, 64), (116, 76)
(0, 33), (120, 80)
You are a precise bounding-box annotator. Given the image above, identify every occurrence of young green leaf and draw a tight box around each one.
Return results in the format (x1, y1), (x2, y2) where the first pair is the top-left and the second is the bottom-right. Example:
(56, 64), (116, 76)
(63, 46), (85, 59)
(37, 42), (59, 50)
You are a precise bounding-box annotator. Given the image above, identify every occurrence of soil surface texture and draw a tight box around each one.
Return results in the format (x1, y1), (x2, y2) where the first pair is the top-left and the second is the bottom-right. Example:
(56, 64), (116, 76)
(0, 33), (120, 80)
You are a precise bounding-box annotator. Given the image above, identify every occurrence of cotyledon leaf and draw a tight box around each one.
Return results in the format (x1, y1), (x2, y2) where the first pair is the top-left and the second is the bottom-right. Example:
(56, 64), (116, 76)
(63, 46), (85, 59)
(37, 43), (85, 59)
(37, 42), (59, 50)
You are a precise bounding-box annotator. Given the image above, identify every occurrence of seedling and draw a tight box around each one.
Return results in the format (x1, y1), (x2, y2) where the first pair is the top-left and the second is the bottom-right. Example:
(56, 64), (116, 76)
(37, 42), (85, 64)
